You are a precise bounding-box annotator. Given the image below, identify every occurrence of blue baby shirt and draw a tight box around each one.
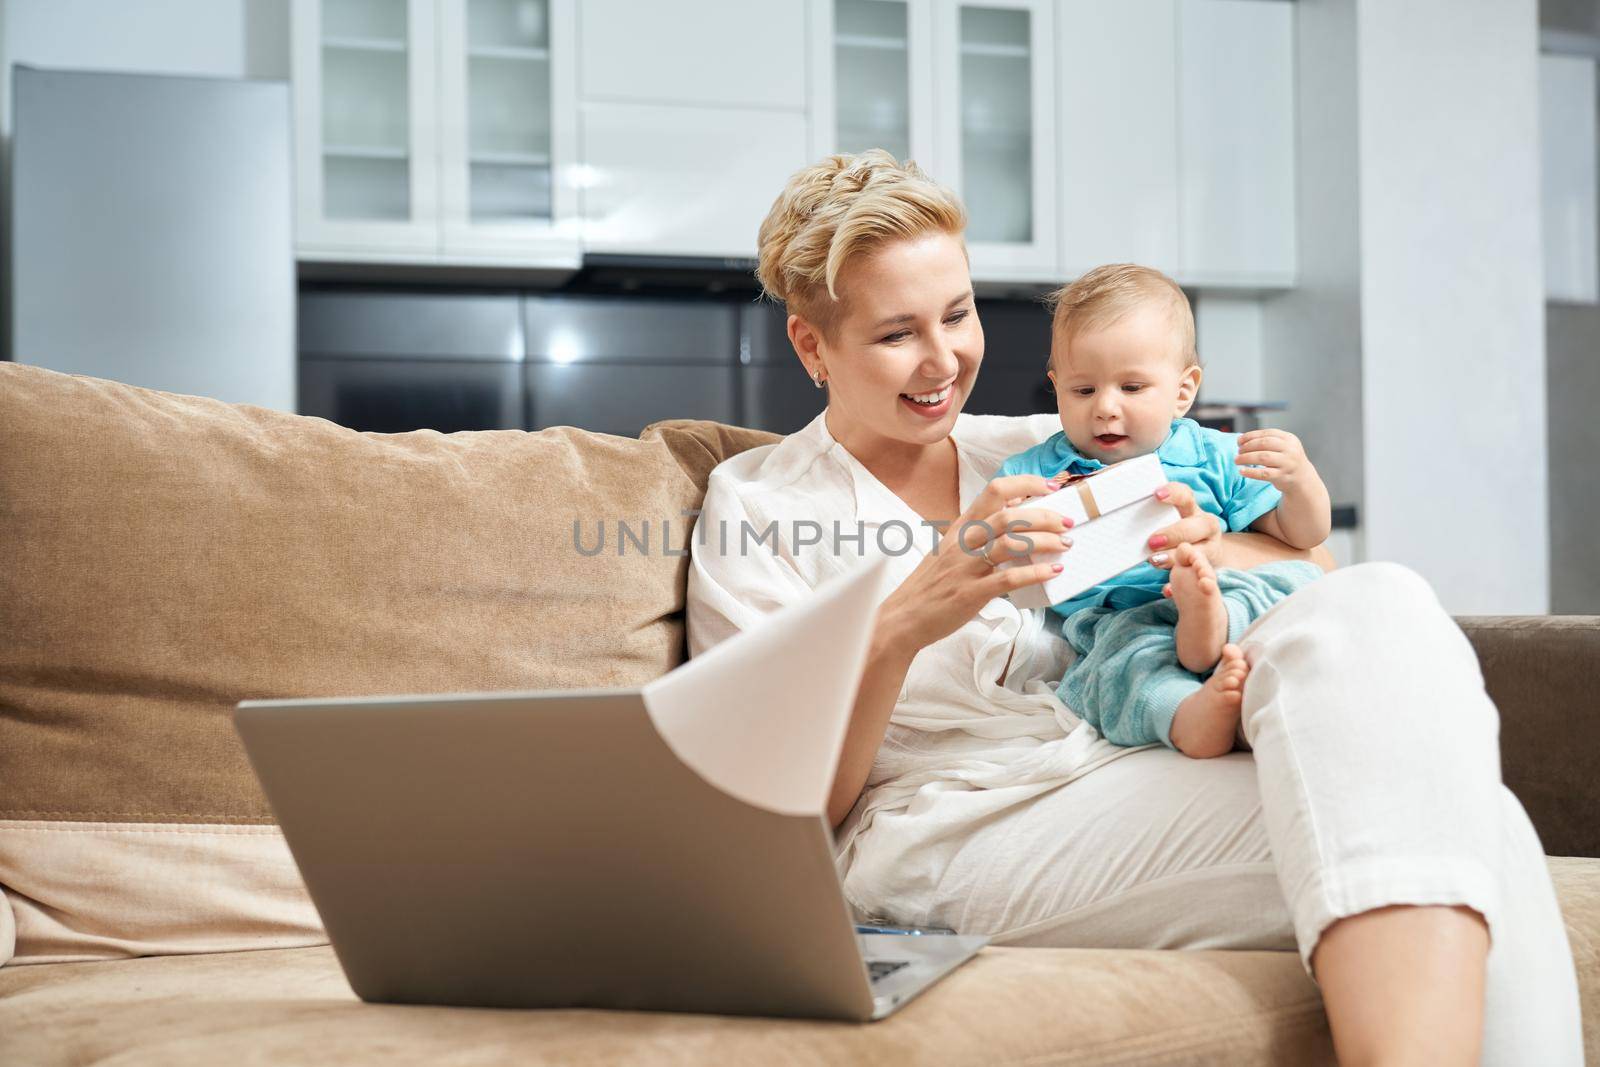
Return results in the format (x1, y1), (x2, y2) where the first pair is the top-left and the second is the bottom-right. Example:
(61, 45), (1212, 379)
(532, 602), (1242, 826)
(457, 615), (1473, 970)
(995, 418), (1283, 617)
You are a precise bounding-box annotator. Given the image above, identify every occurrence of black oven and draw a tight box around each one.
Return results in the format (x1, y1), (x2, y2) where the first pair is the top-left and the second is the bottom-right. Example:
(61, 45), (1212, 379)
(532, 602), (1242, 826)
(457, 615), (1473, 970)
(298, 292), (525, 434)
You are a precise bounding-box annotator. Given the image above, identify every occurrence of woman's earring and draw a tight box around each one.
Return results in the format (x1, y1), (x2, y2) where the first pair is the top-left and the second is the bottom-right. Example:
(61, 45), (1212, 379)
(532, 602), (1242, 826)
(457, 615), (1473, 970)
(812, 371), (826, 390)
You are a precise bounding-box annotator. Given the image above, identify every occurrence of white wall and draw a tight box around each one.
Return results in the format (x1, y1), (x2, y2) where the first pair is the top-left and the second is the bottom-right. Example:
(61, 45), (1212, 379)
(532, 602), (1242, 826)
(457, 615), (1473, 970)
(1194, 294), (1265, 403)
(1260, 0), (1365, 518)
(1262, 0), (1550, 612)
(1356, 0), (1548, 614)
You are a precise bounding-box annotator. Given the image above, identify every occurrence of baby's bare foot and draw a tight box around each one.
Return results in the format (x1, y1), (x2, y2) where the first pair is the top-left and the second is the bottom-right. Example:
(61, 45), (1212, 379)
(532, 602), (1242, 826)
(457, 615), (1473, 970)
(1169, 645), (1250, 759)
(1167, 542), (1228, 673)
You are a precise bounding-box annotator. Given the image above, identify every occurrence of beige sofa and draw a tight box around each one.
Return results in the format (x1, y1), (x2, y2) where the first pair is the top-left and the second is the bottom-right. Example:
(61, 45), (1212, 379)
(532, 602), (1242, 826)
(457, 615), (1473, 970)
(0, 363), (1594, 1065)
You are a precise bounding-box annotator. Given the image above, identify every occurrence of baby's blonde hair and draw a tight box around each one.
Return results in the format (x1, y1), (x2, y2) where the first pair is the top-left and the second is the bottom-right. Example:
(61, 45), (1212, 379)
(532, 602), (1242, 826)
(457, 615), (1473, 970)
(1046, 264), (1197, 369)
(755, 150), (967, 333)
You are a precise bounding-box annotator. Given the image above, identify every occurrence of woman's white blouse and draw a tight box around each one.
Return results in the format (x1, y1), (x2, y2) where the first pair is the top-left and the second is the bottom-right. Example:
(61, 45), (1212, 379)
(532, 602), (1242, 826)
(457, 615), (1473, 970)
(687, 411), (1141, 916)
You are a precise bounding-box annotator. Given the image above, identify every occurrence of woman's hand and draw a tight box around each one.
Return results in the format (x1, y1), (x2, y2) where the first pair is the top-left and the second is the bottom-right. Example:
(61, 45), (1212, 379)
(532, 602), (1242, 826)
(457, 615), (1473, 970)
(828, 474), (1071, 828)
(1145, 482), (1222, 572)
(875, 474), (1072, 658)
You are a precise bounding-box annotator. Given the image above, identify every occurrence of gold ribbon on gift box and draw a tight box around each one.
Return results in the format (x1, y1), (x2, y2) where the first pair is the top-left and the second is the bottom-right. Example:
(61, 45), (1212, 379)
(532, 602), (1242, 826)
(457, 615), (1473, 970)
(1061, 461), (1130, 521)
(1077, 481), (1101, 520)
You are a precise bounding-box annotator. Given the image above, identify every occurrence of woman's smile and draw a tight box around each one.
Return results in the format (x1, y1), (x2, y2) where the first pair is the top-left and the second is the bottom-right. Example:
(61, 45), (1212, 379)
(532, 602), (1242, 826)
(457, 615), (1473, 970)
(899, 381), (956, 418)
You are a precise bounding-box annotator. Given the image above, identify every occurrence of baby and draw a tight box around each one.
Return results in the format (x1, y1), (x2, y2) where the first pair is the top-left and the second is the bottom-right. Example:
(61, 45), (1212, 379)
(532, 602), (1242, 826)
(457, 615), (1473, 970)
(997, 264), (1331, 757)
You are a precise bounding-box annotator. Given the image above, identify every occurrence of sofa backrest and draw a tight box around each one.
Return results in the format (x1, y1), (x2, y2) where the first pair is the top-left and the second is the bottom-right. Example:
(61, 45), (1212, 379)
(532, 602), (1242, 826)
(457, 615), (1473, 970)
(0, 363), (775, 965)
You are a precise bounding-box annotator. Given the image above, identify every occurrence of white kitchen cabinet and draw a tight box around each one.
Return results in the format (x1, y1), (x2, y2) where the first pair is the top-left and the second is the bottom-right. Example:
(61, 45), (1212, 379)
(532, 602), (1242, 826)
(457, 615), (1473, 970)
(933, 0), (1057, 279)
(578, 0), (807, 110)
(1176, 0), (1296, 287)
(288, 0), (1297, 280)
(292, 0), (579, 267)
(808, 0), (1056, 281)
(814, 0), (1294, 287)
(1540, 52), (1599, 304)
(578, 104), (811, 258)
(437, 0), (579, 262)
(811, 0), (938, 165)
(293, 0), (440, 255)
(571, 0), (812, 259)
(1056, 0), (1181, 278)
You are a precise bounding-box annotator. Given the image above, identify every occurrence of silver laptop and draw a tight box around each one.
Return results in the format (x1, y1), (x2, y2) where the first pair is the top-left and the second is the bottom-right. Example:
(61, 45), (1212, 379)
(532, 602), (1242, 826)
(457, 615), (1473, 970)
(235, 558), (987, 1021)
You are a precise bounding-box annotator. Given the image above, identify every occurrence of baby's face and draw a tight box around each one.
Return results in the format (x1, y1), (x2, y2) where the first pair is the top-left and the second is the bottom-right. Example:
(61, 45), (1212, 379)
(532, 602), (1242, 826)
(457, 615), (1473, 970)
(1048, 304), (1200, 464)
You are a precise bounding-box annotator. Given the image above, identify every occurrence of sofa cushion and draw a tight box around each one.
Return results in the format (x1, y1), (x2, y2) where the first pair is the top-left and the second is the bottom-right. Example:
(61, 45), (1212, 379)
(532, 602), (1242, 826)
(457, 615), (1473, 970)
(0, 366), (769, 965)
(641, 418), (780, 491)
(1553, 855), (1600, 1056)
(4, 855), (1596, 1065)
(0, 943), (1335, 1066)
(1458, 615), (1600, 859)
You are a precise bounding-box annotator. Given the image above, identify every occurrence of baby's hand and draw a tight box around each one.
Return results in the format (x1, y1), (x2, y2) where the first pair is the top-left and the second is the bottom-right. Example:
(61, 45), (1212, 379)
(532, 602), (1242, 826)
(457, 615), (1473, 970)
(1235, 429), (1311, 488)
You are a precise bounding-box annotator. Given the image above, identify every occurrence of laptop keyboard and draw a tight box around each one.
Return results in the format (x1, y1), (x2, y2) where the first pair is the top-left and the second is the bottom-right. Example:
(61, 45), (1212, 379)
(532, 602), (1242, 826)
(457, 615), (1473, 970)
(867, 959), (911, 983)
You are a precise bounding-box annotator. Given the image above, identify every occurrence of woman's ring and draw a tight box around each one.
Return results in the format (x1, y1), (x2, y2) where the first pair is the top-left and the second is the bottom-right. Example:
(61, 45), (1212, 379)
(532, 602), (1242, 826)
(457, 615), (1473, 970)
(979, 540), (1000, 568)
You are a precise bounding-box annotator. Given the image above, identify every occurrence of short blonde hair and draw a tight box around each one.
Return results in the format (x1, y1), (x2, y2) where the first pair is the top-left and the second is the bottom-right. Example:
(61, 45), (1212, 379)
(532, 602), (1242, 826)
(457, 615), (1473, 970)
(755, 150), (967, 332)
(1046, 264), (1197, 368)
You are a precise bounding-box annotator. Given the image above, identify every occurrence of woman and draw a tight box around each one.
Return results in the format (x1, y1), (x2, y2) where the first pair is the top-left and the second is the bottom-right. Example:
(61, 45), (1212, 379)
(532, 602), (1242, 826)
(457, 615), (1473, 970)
(687, 152), (1581, 1063)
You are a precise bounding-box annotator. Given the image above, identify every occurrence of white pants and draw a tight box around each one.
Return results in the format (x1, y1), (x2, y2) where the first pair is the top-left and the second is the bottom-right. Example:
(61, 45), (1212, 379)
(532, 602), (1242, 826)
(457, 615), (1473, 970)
(922, 563), (1584, 1064)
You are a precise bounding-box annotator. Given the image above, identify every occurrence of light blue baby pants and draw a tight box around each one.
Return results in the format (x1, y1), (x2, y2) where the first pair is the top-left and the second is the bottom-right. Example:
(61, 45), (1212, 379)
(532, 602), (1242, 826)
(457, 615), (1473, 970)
(1055, 561), (1324, 749)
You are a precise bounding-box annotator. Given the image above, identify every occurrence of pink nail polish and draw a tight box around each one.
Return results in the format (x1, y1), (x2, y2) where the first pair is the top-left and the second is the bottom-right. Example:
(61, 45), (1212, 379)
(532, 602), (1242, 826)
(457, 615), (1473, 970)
(1149, 534), (1168, 549)
(1155, 487), (1171, 500)
(1061, 516), (1074, 529)
(1151, 552), (1170, 565)
(1063, 537), (1073, 547)
(1045, 480), (1063, 491)
(1051, 564), (1063, 573)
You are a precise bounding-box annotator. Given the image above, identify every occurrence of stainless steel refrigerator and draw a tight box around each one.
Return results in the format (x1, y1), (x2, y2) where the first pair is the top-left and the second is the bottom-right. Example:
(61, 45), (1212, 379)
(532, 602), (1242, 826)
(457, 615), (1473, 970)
(10, 66), (294, 411)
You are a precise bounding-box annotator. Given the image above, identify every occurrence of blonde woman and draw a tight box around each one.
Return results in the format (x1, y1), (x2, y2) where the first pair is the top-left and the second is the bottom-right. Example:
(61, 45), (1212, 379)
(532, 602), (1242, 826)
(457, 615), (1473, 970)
(686, 152), (1581, 1064)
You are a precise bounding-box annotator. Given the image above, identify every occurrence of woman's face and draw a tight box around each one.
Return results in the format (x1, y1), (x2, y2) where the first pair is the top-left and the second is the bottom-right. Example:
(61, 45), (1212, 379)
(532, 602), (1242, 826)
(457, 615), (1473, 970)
(790, 232), (982, 453)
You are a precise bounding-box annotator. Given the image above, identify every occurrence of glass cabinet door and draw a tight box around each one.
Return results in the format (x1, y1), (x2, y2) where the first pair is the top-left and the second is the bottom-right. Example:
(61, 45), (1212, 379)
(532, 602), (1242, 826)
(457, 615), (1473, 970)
(818, 0), (934, 169)
(834, 0), (911, 160)
(439, 0), (578, 260)
(294, 0), (439, 252)
(292, 0), (576, 264)
(934, 0), (1056, 278)
(320, 0), (411, 220)
(957, 6), (1031, 243)
(463, 0), (551, 222)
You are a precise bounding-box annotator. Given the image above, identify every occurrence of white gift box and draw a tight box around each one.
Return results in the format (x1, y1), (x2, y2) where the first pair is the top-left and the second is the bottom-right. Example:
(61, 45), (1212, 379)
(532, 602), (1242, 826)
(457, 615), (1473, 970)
(1002, 453), (1180, 610)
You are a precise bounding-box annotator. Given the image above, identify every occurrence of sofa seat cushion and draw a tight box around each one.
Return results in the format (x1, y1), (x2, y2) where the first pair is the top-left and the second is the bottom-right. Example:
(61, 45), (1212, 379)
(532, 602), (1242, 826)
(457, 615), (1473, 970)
(0, 945), (1333, 1066)
(1555, 855), (1600, 1055)
(3, 856), (1595, 1066)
